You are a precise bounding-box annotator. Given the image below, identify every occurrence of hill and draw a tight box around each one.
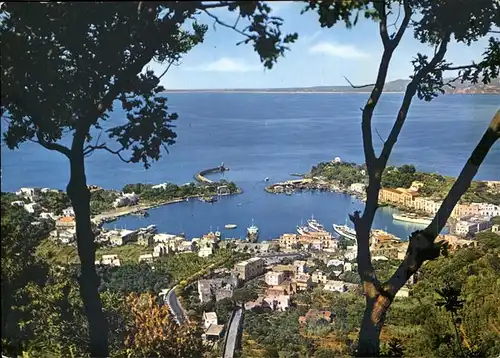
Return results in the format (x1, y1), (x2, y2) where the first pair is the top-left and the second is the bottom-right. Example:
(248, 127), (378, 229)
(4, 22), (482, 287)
(163, 78), (500, 94)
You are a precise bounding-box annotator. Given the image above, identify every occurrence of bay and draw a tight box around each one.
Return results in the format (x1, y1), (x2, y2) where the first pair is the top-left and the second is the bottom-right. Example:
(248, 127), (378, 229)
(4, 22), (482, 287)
(1, 93), (499, 241)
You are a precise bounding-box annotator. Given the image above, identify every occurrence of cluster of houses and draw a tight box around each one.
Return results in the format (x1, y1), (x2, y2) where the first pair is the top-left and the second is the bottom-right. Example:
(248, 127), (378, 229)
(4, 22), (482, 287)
(376, 181), (500, 236)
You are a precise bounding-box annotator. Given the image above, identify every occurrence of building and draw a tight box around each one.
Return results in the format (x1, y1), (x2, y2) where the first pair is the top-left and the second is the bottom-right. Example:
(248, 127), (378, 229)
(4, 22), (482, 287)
(137, 233), (154, 247)
(113, 193), (139, 208)
(324, 280), (347, 293)
(350, 183), (366, 194)
(263, 294), (290, 311)
(198, 246), (214, 257)
(96, 254), (121, 267)
(234, 257), (264, 281)
(15, 187), (40, 199)
(454, 217), (492, 236)
(203, 324), (225, 342)
(293, 260), (308, 274)
(492, 224), (499, 234)
(56, 216), (76, 230)
(62, 207), (75, 217)
(299, 309), (335, 326)
(202, 312), (218, 329)
(311, 270), (328, 284)
(197, 275), (239, 303)
(138, 254), (154, 264)
(109, 229), (137, 246)
(294, 273), (312, 291)
(24, 202), (41, 214)
(153, 243), (169, 257)
(265, 271), (285, 286)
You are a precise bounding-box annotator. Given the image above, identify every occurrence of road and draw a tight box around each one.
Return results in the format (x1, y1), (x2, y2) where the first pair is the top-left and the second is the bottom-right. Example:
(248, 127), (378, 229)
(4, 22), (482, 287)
(223, 308), (243, 358)
(165, 287), (187, 325)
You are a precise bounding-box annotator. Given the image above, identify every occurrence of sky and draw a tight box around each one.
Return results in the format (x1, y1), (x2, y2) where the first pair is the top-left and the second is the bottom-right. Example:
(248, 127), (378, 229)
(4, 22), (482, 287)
(148, 1), (495, 90)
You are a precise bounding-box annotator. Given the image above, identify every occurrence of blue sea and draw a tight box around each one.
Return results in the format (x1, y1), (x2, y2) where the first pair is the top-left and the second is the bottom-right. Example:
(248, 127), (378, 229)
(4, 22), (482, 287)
(2, 93), (499, 241)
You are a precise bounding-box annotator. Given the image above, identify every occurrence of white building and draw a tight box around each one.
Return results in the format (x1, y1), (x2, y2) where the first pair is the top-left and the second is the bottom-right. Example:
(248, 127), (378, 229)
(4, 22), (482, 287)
(264, 294), (290, 311)
(11, 200), (25, 207)
(24, 202), (41, 214)
(327, 259), (344, 267)
(293, 260), (308, 274)
(153, 243), (169, 257)
(15, 187), (40, 199)
(203, 312), (218, 329)
(62, 207), (75, 217)
(471, 203), (500, 218)
(265, 271), (284, 286)
(113, 193), (139, 208)
(138, 253), (154, 264)
(350, 183), (366, 194)
(455, 217), (492, 236)
(324, 280), (347, 293)
(311, 270), (328, 284)
(96, 254), (121, 267)
(198, 246), (214, 257)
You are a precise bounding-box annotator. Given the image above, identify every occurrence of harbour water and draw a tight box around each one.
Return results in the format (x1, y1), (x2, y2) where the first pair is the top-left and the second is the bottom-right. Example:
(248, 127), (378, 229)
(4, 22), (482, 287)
(1, 93), (499, 240)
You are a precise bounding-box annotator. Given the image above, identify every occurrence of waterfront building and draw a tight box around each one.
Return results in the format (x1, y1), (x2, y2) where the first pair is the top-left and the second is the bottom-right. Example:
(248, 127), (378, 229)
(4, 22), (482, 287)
(234, 257), (265, 281)
(113, 192), (139, 208)
(454, 217), (492, 236)
(109, 229), (137, 246)
(265, 271), (284, 286)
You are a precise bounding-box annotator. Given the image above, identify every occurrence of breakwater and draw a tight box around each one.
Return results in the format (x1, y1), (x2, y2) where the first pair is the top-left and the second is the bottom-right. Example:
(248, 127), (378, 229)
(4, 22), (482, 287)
(194, 163), (229, 184)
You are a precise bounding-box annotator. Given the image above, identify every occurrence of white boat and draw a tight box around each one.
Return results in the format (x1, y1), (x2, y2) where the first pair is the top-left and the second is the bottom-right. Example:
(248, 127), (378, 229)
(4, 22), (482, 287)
(392, 213), (432, 225)
(246, 219), (259, 242)
(307, 215), (325, 232)
(332, 224), (357, 241)
(264, 177), (270, 182)
(225, 224), (237, 229)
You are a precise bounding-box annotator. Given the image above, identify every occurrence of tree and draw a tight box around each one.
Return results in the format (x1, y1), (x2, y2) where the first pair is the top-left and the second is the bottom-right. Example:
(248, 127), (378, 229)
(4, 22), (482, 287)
(301, 0), (500, 355)
(1, 2), (296, 356)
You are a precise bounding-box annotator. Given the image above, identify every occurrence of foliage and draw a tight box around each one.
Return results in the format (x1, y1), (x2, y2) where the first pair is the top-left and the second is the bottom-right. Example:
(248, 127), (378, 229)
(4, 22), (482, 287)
(232, 287), (259, 304)
(122, 293), (205, 358)
(37, 191), (71, 215)
(123, 179), (240, 204)
(308, 162), (366, 187)
(98, 263), (172, 295)
(90, 189), (120, 216)
(381, 165), (417, 189)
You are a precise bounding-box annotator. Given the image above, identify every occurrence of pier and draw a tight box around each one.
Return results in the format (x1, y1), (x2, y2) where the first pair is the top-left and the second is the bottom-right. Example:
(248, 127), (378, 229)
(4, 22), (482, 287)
(194, 162), (229, 184)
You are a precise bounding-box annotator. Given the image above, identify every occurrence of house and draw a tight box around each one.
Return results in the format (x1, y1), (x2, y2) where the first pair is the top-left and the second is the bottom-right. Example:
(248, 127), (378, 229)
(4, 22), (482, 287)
(272, 264), (295, 280)
(109, 229), (137, 246)
(56, 216), (76, 230)
(264, 294), (290, 311)
(62, 207), (75, 217)
(454, 217), (492, 236)
(299, 309), (335, 326)
(294, 273), (312, 291)
(11, 200), (25, 207)
(344, 262), (353, 272)
(327, 259), (344, 267)
(137, 233), (154, 247)
(57, 229), (76, 244)
(293, 260), (308, 274)
(203, 324), (225, 342)
(24, 202), (41, 214)
(113, 193), (139, 208)
(197, 275), (239, 303)
(138, 254), (154, 264)
(265, 271), (284, 286)
(234, 257), (265, 281)
(203, 312), (218, 329)
(153, 243), (169, 257)
(15, 187), (40, 199)
(96, 254), (121, 267)
(217, 185), (230, 195)
(40, 212), (55, 220)
(311, 270), (328, 284)
(324, 280), (347, 293)
(198, 246), (214, 257)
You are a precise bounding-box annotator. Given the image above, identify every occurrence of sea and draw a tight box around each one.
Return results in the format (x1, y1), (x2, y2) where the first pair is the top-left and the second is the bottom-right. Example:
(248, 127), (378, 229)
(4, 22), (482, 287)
(1, 93), (499, 241)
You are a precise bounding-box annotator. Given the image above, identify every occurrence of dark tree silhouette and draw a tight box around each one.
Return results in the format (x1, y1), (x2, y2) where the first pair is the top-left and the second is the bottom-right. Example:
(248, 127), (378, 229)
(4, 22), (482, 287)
(301, 0), (500, 355)
(0, 2), (296, 356)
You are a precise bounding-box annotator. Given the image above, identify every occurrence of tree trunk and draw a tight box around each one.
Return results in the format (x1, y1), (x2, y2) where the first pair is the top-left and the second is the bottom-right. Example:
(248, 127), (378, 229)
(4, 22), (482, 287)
(67, 152), (109, 357)
(357, 293), (391, 357)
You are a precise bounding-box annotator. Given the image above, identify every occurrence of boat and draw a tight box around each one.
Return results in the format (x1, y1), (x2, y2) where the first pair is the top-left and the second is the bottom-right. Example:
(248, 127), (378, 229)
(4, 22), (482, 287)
(332, 224), (357, 241)
(225, 224), (237, 229)
(297, 225), (315, 236)
(307, 215), (326, 232)
(392, 212), (433, 225)
(246, 219), (259, 243)
(264, 177), (270, 182)
(200, 196), (217, 203)
(132, 209), (149, 217)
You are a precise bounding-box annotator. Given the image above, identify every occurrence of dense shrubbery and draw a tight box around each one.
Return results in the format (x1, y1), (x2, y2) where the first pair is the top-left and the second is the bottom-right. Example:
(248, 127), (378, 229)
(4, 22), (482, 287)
(89, 189), (120, 215)
(37, 191), (71, 215)
(308, 162), (366, 187)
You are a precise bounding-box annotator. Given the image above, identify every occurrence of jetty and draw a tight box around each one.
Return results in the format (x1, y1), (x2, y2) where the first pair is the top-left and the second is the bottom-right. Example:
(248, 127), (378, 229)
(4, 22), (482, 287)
(194, 162), (229, 184)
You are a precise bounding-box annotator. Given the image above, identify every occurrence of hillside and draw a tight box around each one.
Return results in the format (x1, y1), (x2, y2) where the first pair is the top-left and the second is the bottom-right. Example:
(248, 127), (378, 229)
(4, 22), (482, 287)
(163, 78), (500, 94)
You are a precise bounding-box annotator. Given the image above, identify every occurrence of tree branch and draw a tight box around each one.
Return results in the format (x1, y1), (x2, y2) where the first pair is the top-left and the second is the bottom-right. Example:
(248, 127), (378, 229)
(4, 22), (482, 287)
(83, 143), (131, 163)
(204, 9), (251, 39)
(343, 76), (375, 89)
(30, 133), (72, 158)
(385, 110), (500, 297)
(390, 0), (411, 45)
(374, 0), (390, 48)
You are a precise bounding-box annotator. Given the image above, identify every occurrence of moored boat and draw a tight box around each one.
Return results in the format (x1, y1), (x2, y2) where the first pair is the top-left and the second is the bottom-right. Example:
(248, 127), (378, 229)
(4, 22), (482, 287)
(225, 224), (237, 229)
(246, 219), (259, 242)
(332, 224), (357, 241)
(392, 213), (433, 225)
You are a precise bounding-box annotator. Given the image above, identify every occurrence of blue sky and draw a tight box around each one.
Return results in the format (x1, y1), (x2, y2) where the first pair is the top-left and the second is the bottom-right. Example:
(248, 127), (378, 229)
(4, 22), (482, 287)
(149, 1), (493, 89)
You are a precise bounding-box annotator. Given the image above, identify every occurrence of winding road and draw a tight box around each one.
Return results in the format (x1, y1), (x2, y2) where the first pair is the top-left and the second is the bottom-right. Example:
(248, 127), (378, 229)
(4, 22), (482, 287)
(162, 287), (187, 325)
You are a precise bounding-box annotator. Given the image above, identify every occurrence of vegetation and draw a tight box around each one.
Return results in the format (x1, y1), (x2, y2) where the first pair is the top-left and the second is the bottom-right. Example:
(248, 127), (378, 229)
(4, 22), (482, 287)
(37, 191), (72, 215)
(308, 162), (366, 187)
(123, 179), (240, 204)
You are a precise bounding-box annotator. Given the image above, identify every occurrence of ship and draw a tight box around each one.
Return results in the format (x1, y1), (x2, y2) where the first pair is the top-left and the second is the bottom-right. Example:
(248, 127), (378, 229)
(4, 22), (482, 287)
(246, 219), (259, 243)
(392, 212), (433, 225)
(332, 224), (357, 241)
(200, 196), (217, 203)
(225, 224), (237, 229)
(296, 225), (315, 236)
(307, 215), (326, 232)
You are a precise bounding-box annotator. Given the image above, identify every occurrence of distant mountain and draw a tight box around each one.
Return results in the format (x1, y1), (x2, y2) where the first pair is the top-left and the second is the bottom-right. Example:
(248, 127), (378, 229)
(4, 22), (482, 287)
(163, 78), (500, 94)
